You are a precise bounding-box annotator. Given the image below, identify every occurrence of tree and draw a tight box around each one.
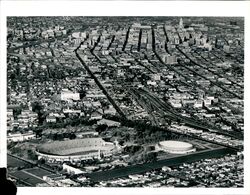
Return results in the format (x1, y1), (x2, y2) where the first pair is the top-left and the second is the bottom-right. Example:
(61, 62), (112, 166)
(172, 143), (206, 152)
(69, 133), (76, 140)
(57, 133), (64, 141)
(11, 146), (22, 154)
(31, 101), (45, 124)
(34, 128), (43, 138)
(38, 158), (45, 165)
(13, 107), (22, 119)
(96, 124), (108, 133)
(27, 149), (37, 161)
(124, 145), (143, 155)
(123, 133), (130, 142)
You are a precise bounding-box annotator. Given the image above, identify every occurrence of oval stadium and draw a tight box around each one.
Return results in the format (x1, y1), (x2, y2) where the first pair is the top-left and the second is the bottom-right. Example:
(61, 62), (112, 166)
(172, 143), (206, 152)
(156, 140), (196, 154)
(36, 138), (117, 162)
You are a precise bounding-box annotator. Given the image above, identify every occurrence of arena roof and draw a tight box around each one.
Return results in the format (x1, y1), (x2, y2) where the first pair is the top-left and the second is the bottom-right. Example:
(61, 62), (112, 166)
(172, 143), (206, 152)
(37, 138), (115, 156)
(158, 140), (194, 152)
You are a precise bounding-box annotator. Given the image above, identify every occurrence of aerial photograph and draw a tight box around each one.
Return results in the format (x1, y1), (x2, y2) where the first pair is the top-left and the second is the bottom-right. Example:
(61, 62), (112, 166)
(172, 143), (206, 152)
(6, 16), (244, 187)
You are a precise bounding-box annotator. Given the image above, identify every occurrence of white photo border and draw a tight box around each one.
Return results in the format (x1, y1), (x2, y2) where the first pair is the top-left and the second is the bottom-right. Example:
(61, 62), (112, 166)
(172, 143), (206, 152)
(1, 1), (250, 195)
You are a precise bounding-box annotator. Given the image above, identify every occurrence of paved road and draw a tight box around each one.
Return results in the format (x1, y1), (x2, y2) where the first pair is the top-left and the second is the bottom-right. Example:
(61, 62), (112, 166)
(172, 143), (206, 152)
(176, 46), (243, 99)
(150, 27), (243, 140)
(75, 47), (127, 119)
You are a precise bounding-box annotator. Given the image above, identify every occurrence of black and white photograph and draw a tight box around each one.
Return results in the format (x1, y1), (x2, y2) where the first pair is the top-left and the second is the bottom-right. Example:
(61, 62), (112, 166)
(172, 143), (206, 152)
(5, 15), (244, 188)
(0, 1), (250, 195)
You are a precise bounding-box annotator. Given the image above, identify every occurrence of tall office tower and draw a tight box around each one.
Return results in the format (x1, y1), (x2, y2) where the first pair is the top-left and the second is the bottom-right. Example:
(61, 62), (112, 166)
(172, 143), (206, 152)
(179, 18), (184, 29)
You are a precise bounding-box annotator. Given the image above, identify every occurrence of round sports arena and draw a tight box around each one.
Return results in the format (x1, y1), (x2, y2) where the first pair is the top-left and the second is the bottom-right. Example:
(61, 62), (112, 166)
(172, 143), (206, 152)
(36, 138), (117, 163)
(156, 140), (196, 154)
